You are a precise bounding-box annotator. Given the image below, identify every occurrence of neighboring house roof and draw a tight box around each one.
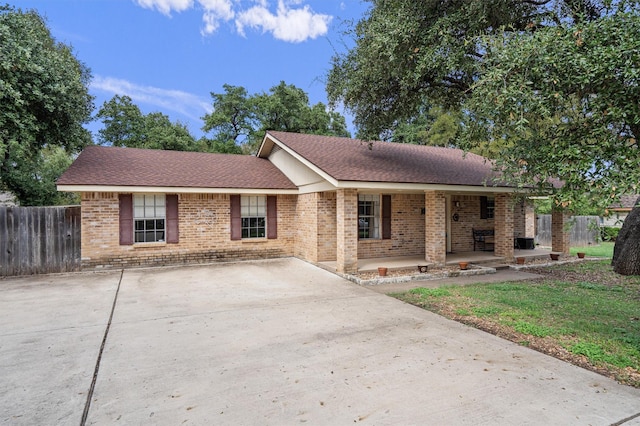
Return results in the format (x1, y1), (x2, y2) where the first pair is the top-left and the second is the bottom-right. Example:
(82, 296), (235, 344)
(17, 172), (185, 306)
(259, 131), (505, 189)
(609, 195), (639, 211)
(57, 146), (297, 193)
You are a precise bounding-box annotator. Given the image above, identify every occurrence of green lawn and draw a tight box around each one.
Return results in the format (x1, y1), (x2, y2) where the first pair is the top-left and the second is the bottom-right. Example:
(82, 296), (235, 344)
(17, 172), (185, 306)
(393, 259), (640, 387)
(570, 242), (614, 258)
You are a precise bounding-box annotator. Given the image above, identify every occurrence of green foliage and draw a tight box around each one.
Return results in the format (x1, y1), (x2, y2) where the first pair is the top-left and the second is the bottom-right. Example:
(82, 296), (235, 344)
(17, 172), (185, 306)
(201, 84), (252, 154)
(472, 306), (502, 317)
(7, 146), (79, 206)
(328, 0), (640, 207)
(463, 9), (640, 206)
(203, 81), (350, 154)
(601, 227), (620, 242)
(409, 287), (451, 297)
(96, 95), (197, 151)
(513, 321), (554, 338)
(387, 106), (461, 147)
(0, 5), (93, 205)
(569, 341), (638, 369)
(327, 0), (545, 137)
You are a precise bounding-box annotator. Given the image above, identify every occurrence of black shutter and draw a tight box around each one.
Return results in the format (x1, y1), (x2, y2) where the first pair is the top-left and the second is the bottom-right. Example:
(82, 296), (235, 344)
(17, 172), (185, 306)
(382, 195), (391, 239)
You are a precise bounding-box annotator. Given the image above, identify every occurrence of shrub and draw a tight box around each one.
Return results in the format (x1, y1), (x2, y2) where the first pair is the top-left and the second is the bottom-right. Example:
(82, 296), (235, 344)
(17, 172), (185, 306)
(601, 226), (620, 242)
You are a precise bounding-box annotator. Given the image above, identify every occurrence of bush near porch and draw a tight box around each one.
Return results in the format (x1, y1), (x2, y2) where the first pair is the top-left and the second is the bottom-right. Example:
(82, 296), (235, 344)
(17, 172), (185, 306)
(392, 259), (640, 387)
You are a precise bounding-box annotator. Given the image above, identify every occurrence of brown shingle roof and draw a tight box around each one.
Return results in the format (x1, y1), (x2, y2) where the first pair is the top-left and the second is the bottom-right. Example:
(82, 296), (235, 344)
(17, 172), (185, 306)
(609, 195), (639, 210)
(266, 131), (504, 187)
(57, 146), (297, 190)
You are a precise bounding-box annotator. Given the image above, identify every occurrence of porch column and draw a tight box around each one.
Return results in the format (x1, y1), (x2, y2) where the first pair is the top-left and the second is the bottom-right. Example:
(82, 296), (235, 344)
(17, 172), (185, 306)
(524, 200), (536, 238)
(425, 190), (446, 266)
(551, 209), (571, 256)
(494, 194), (514, 260)
(336, 188), (358, 274)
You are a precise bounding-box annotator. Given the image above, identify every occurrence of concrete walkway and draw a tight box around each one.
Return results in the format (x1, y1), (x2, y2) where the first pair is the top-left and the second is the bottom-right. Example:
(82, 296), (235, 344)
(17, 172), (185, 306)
(367, 268), (545, 294)
(1, 258), (639, 425)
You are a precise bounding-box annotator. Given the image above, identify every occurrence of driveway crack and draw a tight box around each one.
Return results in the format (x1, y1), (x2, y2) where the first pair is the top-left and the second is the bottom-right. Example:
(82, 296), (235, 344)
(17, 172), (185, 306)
(79, 269), (124, 426)
(611, 411), (640, 426)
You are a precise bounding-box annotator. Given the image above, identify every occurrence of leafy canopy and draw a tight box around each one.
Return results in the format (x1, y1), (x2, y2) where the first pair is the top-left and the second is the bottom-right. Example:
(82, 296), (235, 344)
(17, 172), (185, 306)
(327, 0), (640, 207)
(203, 81), (350, 154)
(96, 95), (198, 152)
(463, 10), (640, 207)
(0, 5), (93, 205)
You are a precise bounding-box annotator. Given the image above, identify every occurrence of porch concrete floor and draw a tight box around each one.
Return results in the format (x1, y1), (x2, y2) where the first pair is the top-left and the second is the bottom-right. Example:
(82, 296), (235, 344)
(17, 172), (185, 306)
(319, 247), (553, 273)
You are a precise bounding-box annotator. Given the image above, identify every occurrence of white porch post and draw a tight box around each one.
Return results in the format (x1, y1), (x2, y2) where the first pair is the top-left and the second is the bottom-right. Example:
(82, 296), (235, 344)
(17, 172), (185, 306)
(336, 188), (358, 274)
(425, 190), (446, 266)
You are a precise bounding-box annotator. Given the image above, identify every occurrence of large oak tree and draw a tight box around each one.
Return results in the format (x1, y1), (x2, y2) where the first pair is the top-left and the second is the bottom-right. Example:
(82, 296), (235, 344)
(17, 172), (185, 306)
(328, 0), (640, 273)
(0, 6), (93, 205)
(327, 0), (640, 201)
(96, 95), (198, 152)
(203, 81), (350, 154)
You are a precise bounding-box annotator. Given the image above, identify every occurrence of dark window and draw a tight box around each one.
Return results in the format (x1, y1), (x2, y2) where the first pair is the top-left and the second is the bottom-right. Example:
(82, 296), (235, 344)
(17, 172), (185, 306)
(480, 196), (495, 219)
(358, 194), (380, 239)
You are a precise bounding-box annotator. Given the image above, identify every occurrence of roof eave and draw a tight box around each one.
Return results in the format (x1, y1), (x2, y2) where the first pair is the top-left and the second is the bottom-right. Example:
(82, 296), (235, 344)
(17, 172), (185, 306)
(56, 184), (299, 195)
(334, 181), (526, 193)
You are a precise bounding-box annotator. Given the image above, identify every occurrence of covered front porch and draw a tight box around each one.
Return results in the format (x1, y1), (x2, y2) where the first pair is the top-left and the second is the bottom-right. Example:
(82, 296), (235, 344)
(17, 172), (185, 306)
(321, 189), (572, 275)
(320, 247), (553, 273)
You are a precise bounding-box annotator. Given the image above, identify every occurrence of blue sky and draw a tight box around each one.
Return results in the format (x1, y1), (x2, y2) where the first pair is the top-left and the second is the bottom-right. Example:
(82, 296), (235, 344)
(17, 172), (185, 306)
(12, 0), (369, 139)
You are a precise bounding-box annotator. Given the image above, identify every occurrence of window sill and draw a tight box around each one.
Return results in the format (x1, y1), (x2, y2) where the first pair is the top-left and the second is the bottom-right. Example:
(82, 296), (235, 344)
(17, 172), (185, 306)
(241, 238), (269, 243)
(134, 242), (167, 248)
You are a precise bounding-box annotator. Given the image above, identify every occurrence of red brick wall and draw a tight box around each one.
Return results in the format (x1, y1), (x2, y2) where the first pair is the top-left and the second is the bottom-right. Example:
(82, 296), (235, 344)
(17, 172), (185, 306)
(80, 192), (296, 269)
(317, 192), (337, 262)
(357, 193), (425, 259)
(449, 195), (494, 252)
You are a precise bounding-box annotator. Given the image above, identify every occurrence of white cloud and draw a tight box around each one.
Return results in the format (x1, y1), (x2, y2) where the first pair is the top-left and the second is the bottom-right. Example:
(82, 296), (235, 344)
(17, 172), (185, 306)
(133, 0), (332, 42)
(91, 76), (212, 121)
(236, 0), (332, 43)
(198, 0), (235, 35)
(133, 0), (194, 16)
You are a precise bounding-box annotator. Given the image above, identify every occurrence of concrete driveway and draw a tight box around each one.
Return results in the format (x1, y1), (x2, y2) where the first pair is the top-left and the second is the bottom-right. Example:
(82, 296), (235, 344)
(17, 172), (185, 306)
(2, 258), (640, 425)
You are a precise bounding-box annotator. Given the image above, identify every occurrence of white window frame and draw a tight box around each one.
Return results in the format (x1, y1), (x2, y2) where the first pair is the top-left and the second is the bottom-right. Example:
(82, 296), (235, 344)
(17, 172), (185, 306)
(133, 194), (166, 243)
(358, 194), (380, 239)
(241, 195), (266, 239)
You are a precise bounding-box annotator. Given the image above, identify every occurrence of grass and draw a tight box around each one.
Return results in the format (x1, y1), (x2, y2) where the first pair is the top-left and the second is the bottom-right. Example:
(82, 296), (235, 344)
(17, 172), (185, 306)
(569, 241), (614, 258)
(393, 260), (640, 387)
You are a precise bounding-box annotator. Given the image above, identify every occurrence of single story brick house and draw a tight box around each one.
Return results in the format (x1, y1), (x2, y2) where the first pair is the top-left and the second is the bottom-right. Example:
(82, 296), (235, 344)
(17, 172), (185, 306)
(57, 131), (570, 273)
(603, 194), (639, 227)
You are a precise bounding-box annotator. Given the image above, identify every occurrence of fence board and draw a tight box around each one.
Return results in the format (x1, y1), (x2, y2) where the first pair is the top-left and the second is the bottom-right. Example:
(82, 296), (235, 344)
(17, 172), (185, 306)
(0, 206), (81, 276)
(536, 215), (600, 247)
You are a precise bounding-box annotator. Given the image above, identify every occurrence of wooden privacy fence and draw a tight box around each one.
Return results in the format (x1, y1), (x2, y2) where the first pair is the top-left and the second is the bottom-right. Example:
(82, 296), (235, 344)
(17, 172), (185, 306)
(536, 215), (600, 247)
(0, 206), (81, 276)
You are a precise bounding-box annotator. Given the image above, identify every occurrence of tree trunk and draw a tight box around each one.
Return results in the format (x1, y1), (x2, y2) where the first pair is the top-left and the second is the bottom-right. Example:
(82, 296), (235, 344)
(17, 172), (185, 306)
(612, 196), (640, 276)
